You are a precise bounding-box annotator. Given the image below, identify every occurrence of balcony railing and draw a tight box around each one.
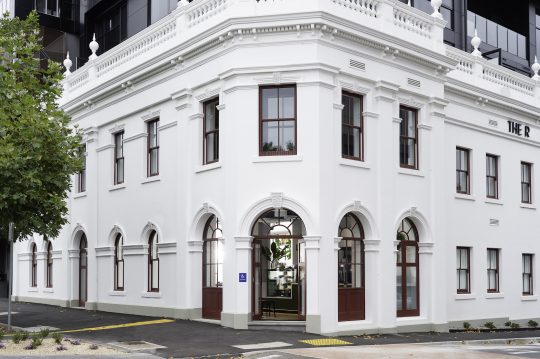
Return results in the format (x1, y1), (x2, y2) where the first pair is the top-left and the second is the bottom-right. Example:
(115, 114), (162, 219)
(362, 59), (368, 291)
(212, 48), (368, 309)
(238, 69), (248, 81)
(62, 0), (446, 101)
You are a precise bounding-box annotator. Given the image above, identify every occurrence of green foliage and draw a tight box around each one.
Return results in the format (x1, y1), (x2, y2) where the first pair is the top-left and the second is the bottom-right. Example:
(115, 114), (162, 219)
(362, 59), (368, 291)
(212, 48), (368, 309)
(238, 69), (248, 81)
(0, 328), (4, 340)
(484, 321), (496, 330)
(52, 332), (62, 344)
(528, 320), (538, 328)
(0, 11), (82, 242)
(511, 322), (520, 329)
(20, 331), (29, 341)
(39, 328), (49, 338)
(31, 333), (42, 347)
(505, 321), (512, 327)
(12, 331), (23, 343)
(462, 322), (471, 330)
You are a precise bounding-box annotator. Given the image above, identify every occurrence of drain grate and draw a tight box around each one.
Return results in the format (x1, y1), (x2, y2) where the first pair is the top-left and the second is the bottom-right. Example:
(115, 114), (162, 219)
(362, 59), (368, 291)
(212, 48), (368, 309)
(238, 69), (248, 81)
(300, 338), (352, 346)
(108, 340), (166, 351)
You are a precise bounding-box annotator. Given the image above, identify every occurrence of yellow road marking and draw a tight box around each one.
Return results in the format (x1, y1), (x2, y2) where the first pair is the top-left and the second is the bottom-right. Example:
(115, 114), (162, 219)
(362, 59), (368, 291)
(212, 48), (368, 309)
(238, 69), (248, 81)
(57, 318), (174, 333)
(300, 338), (352, 346)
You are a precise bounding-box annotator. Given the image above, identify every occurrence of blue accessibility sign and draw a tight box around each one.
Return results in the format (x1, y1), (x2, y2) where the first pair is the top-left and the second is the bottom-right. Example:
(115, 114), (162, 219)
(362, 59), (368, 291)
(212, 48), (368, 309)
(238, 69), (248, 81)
(239, 273), (247, 283)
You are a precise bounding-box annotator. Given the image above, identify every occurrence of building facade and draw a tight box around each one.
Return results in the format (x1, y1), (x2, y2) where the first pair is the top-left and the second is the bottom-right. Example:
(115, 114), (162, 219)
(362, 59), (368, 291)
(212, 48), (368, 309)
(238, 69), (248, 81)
(11, 0), (540, 335)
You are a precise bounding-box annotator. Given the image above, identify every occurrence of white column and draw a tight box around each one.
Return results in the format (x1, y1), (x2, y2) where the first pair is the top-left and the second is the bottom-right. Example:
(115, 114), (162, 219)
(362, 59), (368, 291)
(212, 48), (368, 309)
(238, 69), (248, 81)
(304, 235), (321, 334)
(187, 239), (203, 318)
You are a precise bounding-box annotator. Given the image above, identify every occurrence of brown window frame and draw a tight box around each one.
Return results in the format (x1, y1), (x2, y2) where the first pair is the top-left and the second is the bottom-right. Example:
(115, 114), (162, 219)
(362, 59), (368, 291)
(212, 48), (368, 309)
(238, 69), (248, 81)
(523, 253), (533, 295)
(147, 119), (159, 177)
(456, 147), (470, 194)
(203, 215), (223, 288)
(259, 85), (297, 156)
(487, 248), (499, 293)
(396, 218), (420, 317)
(399, 106), (418, 170)
(486, 154), (499, 199)
(203, 98), (220, 165)
(31, 243), (37, 288)
(521, 162), (532, 204)
(114, 131), (124, 185)
(114, 234), (124, 291)
(46, 241), (53, 288)
(148, 230), (159, 293)
(77, 144), (87, 193)
(456, 247), (470, 294)
(338, 213), (365, 288)
(341, 91), (364, 161)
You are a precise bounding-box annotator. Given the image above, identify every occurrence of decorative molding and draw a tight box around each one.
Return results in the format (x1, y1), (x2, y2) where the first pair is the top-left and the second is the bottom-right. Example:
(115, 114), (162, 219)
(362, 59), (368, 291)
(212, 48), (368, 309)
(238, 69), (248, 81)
(363, 111), (379, 119)
(187, 240), (203, 253)
(271, 192), (284, 209)
(158, 121), (178, 131)
(363, 239), (381, 252)
(392, 117), (402, 124)
(124, 133), (147, 143)
(95, 246), (114, 257)
(303, 236), (321, 250)
(189, 113), (204, 121)
(234, 236), (253, 250)
(253, 72), (301, 85)
(203, 202), (210, 214)
(142, 110), (161, 121)
(333, 103), (345, 110)
(397, 96), (424, 109)
(333, 237), (342, 251)
(195, 88), (220, 102)
(108, 124), (125, 134)
(96, 144), (115, 152)
(352, 200), (363, 212)
(216, 104), (226, 111)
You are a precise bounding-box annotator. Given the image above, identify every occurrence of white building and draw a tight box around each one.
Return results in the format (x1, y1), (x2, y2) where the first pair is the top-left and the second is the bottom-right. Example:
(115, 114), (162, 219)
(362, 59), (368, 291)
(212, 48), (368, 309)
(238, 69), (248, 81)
(12, 0), (540, 335)
(0, 0), (14, 18)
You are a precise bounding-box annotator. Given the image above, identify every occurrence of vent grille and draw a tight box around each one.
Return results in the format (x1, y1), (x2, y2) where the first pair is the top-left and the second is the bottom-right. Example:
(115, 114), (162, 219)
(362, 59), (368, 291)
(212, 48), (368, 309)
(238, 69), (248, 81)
(489, 219), (499, 226)
(349, 59), (366, 71)
(407, 78), (421, 88)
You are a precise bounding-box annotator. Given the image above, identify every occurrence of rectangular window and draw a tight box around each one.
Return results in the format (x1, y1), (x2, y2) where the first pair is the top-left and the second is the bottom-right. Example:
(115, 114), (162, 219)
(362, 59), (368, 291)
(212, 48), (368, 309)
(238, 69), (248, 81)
(456, 247), (470, 293)
(399, 106), (418, 169)
(523, 254), (533, 295)
(487, 248), (499, 293)
(486, 154), (498, 199)
(203, 99), (219, 164)
(341, 91), (363, 161)
(147, 119), (159, 176)
(456, 147), (470, 194)
(77, 144), (87, 193)
(259, 85), (297, 156)
(521, 162), (532, 204)
(114, 131), (124, 185)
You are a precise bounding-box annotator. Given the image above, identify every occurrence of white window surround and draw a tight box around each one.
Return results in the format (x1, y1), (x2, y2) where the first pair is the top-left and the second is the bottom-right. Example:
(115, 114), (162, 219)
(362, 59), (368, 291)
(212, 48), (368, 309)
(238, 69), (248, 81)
(397, 168), (425, 178)
(485, 292), (504, 299)
(339, 158), (371, 170)
(43, 288), (54, 293)
(109, 183), (127, 192)
(454, 293), (476, 300)
(109, 291), (127, 296)
(196, 162), (222, 173)
(252, 155), (303, 163)
(141, 176), (161, 184)
(455, 193), (475, 201)
(73, 192), (87, 199)
(141, 292), (162, 298)
(521, 295), (538, 301)
(485, 198), (503, 205)
(520, 203), (536, 210)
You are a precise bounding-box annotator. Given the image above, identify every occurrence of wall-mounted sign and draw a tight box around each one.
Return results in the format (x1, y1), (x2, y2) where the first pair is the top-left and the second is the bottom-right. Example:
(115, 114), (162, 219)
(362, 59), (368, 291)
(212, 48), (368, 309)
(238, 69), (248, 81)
(239, 273), (247, 283)
(508, 120), (530, 138)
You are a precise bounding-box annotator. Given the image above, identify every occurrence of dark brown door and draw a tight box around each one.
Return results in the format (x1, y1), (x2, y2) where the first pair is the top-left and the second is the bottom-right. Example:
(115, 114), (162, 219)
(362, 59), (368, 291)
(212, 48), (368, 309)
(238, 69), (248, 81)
(202, 287), (222, 320)
(79, 235), (88, 307)
(202, 216), (223, 320)
(338, 287), (365, 321)
(252, 240), (263, 320)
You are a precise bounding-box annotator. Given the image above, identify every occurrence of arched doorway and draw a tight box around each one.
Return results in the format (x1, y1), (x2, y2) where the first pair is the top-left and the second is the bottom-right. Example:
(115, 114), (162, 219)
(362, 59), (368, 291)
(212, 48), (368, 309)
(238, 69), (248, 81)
(202, 215), (223, 320)
(396, 217), (419, 317)
(79, 234), (88, 307)
(251, 208), (306, 321)
(337, 213), (365, 321)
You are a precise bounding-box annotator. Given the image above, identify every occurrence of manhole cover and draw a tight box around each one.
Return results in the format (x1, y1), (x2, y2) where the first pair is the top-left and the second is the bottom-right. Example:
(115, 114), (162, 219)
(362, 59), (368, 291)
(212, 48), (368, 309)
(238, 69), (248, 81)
(108, 340), (166, 351)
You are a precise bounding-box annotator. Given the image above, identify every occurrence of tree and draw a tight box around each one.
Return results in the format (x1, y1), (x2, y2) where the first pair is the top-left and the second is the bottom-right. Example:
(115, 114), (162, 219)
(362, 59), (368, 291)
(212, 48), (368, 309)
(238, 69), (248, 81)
(0, 11), (82, 242)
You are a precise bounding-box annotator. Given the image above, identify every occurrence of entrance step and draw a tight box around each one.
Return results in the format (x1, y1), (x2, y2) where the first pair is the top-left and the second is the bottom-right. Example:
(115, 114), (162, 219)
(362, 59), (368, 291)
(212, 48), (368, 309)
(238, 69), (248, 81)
(248, 321), (305, 332)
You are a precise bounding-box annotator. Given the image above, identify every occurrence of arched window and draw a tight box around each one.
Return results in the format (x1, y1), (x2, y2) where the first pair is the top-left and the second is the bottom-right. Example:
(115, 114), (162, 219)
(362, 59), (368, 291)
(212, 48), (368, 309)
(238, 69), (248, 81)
(114, 234), (124, 291)
(203, 216), (223, 288)
(46, 241), (53, 288)
(396, 218), (419, 317)
(31, 243), (37, 287)
(148, 230), (159, 292)
(337, 213), (365, 321)
(79, 234), (88, 307)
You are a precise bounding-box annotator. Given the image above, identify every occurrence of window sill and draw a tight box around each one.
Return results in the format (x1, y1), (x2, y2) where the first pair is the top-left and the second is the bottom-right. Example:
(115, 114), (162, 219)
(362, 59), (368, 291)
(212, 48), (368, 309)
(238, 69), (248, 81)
(455, 193), (475, 201)
(339, 158), (371, 170)
(485, 292), (504, 299)
(109, 184), (126, 192)
(520, 203), (536, 210)
(521, 295), (538, 301)
(485, 198), (503, 206)
(141, 292), (162, 298)
(397, 168), (425, 178)
(141, 176), (161, 185)
(43, 288), (54, 293)
(108, 291), (126, 296)
(252, 155), (303, 163)
(73, 192), (87, 199)
(28, 288), (38, 293)
(455, 293), (475, 300)
(196, 162), (222, 173)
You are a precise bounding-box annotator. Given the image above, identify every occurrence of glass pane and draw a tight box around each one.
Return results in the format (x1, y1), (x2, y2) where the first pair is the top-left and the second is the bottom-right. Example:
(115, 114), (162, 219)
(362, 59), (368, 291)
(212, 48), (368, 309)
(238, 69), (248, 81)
(498, 25), (507, 51)
(80, 268), (87, 300)
(524, 275), (530, 293)
(116, 159), (124, 183)
(117, 262), (124, 288)
(342, 95), (351, 125)
(152, 263), (159, 289)
(406, 267), (417, 310)
(476, 15), (486, 43)
(406, 245), (416, 263)
(518, 34), (526, 59)
(262, 121), (279, 151)
(466, 11), (475, 38)
(262, 88), (278, 119)
(352, 128), (361, 158)
(537, 29), (540, 59)
(353, 264), (362, 288)
(488, 270), (496, 289)
(486, 20), (497, 47)
(442, 0), (453, 8)
(279, 87), (295, 118)
(205, 102), (216, 131)
(280, 120), (295, 151)
(81, 251), (87, 266)
(508, 29), (517, 55)
(441, 7), (452, 29)
(396, 266), (402, 310)
(150, 149), (158, 174)
(352, 96), (361, 127)
(458, 270), (468, 290)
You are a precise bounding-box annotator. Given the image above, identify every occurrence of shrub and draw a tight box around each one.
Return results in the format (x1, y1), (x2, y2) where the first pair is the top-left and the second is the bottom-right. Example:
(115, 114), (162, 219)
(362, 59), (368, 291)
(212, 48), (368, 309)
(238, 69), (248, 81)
(12, 332), (23, 344)
(484, 322), (496, 330)
(511, 322), (520, 329)
(52, 332), (63, 345)
(505, 321), (512, 327)
(89, 343), (98, 350)
(0, 329), (4, 341)
(463, 322), (471, 330)
(528, 320), (538, 328)
(40, 328), (50, 338)
(31, 333), (42, 347)
(20, 331), (29, 341)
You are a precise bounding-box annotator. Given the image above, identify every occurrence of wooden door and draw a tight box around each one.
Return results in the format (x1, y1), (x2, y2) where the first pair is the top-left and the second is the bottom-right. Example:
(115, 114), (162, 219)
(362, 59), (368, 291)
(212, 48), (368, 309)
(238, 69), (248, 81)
(338, 287), (365, 321)
(202, 287), (222, 320)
